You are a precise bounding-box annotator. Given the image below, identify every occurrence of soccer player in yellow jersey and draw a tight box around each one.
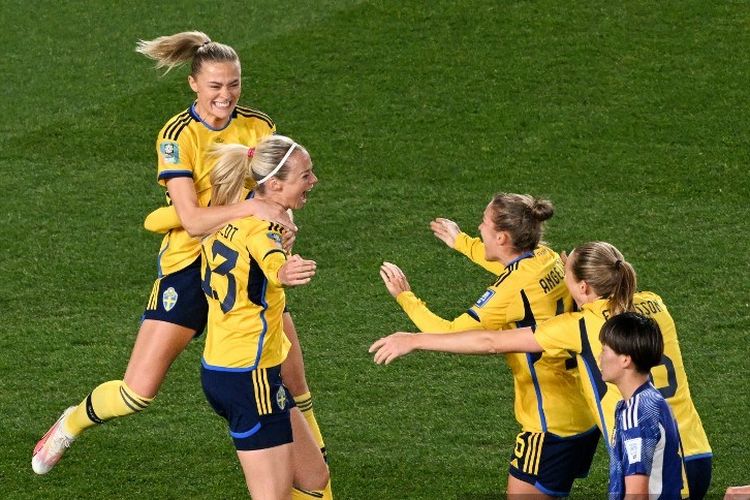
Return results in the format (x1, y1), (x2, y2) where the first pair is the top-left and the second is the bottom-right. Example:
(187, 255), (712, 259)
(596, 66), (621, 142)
(200, 134), (327, 498)
(32, 32), (331, 498)
(378, 194), (598, 498)
(371, 241), (712, 499)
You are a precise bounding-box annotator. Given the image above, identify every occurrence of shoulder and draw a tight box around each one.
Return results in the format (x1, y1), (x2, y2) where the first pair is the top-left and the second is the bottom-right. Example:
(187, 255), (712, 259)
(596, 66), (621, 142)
(234, 105), (275, 129)
(158, 108), (195, 141)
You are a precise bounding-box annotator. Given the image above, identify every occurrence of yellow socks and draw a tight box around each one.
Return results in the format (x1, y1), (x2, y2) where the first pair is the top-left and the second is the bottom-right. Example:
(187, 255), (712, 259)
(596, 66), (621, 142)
(292, 392), (332, 499)
(63, 380), (153, 437)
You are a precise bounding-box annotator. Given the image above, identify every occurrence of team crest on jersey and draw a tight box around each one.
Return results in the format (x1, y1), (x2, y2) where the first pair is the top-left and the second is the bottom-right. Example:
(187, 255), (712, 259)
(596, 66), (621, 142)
(267, 232), (283, 246)
(162, 287), (178, 311)
(475, 289), (495, 308)
(276, 386), (287, 410)
(159, 141), (180, 164)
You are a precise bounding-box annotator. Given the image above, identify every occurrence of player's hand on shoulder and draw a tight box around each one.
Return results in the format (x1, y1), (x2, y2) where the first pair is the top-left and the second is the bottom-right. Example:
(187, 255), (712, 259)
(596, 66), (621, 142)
(243, 199), (298, 234)
(430, 218), (460, 249)
(369, 332), (417, 365)
(380, 261), (411, 297)
(279, 254), (316, 287)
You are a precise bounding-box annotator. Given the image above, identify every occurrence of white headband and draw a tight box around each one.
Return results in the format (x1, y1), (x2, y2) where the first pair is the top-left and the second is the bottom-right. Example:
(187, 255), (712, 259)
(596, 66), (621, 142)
(256, 143), (298, 185)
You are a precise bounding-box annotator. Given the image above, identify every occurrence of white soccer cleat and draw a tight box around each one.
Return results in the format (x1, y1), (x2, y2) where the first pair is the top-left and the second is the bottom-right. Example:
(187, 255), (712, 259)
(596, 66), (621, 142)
(32, 406), (77, 474)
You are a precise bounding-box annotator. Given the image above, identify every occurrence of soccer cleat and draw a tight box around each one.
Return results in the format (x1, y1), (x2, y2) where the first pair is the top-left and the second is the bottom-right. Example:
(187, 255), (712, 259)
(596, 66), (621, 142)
(32, 406), (77, 474)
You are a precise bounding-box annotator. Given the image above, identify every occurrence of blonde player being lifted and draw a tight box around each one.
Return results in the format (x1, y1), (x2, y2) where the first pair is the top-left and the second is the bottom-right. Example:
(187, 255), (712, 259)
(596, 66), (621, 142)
(33, 31), (332, 498)
(372, 241), (712, 499)
(199, 134), (327, 499)
(378, 194), (597, 498)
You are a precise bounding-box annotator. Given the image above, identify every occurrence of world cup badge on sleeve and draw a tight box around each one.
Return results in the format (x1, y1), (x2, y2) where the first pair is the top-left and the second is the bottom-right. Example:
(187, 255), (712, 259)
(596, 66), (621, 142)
(162, 287), (179, 312)
(159, 141), (180, 164)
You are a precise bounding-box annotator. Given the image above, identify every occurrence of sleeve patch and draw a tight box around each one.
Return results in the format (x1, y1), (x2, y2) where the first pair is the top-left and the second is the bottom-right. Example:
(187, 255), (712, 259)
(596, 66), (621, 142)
(474, 289), (495, 308)
(159, 141), (180, 164)
(625, 438), (642, 464)
(266, 232), (283, 247)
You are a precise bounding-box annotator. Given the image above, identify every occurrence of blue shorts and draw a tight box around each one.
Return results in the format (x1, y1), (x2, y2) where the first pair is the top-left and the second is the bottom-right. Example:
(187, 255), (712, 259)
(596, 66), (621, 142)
(685, 454), (712, 500)
(142, 258), (207, 335)
(201, 364), (295, 451)
(508, 427), (600, 497)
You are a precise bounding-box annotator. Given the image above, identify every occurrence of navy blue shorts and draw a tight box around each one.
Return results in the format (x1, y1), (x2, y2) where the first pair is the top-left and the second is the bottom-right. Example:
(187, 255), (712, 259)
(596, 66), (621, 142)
(142, 258), (207, 335)
(508, 427), (600, 497)
(201, 364), (295, 451)
(685, 454), (712, 500)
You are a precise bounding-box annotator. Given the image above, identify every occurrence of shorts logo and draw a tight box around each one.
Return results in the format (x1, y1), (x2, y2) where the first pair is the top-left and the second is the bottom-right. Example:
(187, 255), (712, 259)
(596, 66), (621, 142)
(159, 141), (180, 164)
(276, 386), (287, 410)
(475, 289), (495, 308)
(162, 287), (178, 311)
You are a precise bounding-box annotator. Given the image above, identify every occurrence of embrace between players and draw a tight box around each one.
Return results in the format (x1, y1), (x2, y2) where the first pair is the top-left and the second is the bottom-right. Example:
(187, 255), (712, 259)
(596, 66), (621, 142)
(31, 31), (712, 500)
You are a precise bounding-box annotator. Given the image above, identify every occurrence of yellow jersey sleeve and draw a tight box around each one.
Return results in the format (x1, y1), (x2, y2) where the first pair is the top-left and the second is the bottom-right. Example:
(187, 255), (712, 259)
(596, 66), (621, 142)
(534, 313), (582, 357)
(144, 205), (181, 233)
(454, 233), (505, 275)
(156, 112), (197, 187)
(395, 291), (481, 332)
(245, 224), (287, 287)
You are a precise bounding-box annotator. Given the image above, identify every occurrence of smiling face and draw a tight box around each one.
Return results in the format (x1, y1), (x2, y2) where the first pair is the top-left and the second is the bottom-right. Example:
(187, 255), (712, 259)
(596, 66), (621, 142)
(275, 150), (318, 210)
(188, 60), (241, 129)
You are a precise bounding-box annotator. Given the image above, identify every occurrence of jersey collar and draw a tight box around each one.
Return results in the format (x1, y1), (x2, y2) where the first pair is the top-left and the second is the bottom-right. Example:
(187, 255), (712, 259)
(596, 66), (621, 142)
(189, 102), (235, 132)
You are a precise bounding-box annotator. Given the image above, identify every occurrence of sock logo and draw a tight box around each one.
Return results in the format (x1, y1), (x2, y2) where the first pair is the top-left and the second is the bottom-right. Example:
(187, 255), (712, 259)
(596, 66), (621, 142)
(162, 287), (178, 311)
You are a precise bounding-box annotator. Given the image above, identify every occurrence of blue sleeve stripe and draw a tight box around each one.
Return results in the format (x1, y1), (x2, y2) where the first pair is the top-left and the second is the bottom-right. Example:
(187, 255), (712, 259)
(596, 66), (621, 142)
(158, 170), (193, 180)
(466, 309), (480, 321)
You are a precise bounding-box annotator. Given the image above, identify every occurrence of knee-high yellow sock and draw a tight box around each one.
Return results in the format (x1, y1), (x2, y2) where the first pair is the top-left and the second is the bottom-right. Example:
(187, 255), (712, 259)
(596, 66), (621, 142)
(294, 392), (326, 457)
(292, 392), (332, 499)
(292, 481), (333, 500)
(63, 380), (153, 437)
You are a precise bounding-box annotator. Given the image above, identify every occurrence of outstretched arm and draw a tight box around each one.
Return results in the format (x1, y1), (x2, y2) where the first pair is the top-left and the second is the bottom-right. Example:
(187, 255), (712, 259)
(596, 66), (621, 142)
(369, 327), (542, 365)
(431, 218), (504, 275)
(380, 262), (482, 332)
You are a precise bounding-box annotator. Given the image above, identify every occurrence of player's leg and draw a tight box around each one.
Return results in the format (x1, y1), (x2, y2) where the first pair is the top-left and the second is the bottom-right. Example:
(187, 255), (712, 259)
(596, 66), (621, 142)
(32, 263), (205, 474)
(281, 312), (332, 498)
(290, 407), (330, 498)
(684, 455), (712, 500)
(507, 475), (554, 499)
(237, 444), (294, 500)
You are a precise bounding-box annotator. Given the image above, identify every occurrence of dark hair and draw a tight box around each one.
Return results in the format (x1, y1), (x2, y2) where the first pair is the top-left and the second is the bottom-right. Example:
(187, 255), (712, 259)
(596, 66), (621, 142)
(487, 193), (554, 252)
(569, 241), (637, 315)
(599, 312), (663, 374)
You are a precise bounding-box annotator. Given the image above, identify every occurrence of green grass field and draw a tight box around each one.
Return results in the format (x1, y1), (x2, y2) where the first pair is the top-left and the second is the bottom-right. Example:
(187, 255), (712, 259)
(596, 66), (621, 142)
(2, 1), (748, 498)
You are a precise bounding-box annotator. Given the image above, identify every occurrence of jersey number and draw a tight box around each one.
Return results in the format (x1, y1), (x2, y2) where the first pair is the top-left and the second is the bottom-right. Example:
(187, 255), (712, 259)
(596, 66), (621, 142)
(650, 354), (678, 399)
(201, 241), (239, 314)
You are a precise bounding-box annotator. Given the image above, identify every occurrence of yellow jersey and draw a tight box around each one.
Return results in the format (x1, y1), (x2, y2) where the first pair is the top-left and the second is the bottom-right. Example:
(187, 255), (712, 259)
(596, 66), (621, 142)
(533, 292), (711, 458)
(154, 104), (275, 276)
(200, 216), (291, 371)
(397, 245), (596, 436)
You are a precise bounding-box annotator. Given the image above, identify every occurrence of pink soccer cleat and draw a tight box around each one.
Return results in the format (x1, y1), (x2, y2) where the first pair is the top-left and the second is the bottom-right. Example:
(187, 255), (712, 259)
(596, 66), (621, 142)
(32, 407), (76, 474)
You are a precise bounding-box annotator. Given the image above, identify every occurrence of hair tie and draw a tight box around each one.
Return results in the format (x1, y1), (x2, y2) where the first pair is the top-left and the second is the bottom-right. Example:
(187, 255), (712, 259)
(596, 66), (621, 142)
(201, 40), (211, 47)
(614, 259), (623, 269)
(247, 147), (255, 158)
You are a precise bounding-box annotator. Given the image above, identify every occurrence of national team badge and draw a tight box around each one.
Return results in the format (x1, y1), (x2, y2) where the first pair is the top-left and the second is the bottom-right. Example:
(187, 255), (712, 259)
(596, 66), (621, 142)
(475, 289), (495, 308)
(276, 386), (287, 410)
(159, 141), (180, 164)
(162, 286), (178, 311)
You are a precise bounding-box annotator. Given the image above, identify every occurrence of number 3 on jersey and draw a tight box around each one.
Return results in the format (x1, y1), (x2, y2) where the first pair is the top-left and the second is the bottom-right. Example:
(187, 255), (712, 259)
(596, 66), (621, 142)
(201, 240), (239, 313)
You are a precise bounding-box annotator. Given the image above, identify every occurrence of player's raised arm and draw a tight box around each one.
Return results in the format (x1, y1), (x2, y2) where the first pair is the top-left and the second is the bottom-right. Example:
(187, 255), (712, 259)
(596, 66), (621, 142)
(369, 327), (541, 364)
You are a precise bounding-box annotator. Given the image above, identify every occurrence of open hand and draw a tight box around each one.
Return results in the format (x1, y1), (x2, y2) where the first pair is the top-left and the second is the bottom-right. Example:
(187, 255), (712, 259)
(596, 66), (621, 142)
(380, 262), (411, 297)
(278, 254), (316, 286)
(369, 332), (417, 364)
(430, 218), (461, 248)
